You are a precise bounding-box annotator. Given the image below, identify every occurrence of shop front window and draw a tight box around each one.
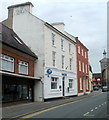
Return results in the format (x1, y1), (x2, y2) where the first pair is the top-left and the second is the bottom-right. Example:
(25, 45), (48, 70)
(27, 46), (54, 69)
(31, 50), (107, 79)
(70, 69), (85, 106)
(2, 84), (32, 102)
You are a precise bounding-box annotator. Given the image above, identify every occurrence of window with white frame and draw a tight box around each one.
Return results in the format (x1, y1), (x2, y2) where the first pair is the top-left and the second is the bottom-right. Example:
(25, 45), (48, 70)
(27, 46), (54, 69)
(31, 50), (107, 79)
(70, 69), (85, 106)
(69, 43), (71, 54)
(86, 80), (89, 90)
(82, 49), (84, 56)
(62, 55), (65, 69)
(82, 62), (84, 73)
(85, 52), (87, 58)
(69, 58), (72, 70)
(69, 79), (73, 88)
(85, 64), (87, 73)
(51, 77), (58, 89)
(52, 51), (56, 67)
(79, 61), (81, 71)
(52, 33), (55, 46)
(61, 39), (64, 50)
(18, 60), (28, 74)
(78, 46), (80, 54)
(0, 54), (14, 72)
(80, 77), (83, 90)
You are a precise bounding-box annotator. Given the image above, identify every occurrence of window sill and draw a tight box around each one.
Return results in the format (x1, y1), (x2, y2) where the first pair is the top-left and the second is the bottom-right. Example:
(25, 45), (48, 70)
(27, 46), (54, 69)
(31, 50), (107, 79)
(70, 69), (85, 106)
(50, 89), (60, 92)
(69, 53), (74, 56)
(52, 45), (56, 48)
(69, 88), (74, 91)
(61, 49), (65, 52)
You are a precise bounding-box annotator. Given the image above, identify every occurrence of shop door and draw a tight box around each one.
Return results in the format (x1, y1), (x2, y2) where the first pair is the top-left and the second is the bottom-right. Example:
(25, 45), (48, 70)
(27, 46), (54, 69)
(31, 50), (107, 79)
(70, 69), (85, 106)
(62, 77), (65, 96)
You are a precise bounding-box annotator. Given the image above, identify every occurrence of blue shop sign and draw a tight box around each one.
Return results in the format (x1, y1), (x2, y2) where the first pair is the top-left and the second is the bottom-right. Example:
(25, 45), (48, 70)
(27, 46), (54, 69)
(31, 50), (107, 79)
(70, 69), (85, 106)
(47, 69), (52, 74)
(62, 73), (67, 76)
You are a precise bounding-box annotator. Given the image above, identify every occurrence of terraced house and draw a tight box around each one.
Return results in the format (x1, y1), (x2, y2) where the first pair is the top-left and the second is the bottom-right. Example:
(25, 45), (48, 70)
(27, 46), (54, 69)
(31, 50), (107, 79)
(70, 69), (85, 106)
(2, 2), (78, 101)
(0, 24), (38, 103)
(76, 37), (90, 95)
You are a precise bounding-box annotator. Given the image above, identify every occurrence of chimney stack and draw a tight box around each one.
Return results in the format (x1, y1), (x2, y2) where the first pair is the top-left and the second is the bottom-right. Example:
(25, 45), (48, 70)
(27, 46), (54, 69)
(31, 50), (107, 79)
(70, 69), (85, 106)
(8, 2), (33, 18)
(51, 22), (65, 32)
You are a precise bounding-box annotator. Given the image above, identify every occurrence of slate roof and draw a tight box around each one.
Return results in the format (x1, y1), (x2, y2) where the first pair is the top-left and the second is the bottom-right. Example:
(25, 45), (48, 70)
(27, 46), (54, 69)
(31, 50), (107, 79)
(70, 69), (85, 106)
(0, 24), (38, 59)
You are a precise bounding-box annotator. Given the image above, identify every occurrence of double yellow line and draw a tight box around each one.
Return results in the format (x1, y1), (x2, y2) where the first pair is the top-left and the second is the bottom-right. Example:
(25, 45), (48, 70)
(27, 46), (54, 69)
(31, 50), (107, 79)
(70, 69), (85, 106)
(18, 92), (102, 119)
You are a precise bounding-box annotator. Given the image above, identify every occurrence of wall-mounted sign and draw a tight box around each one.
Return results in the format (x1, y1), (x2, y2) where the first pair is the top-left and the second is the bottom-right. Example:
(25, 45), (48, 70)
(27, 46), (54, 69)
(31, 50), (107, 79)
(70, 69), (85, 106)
(47, 69), (52, 74)
(62, 73), (67, 76)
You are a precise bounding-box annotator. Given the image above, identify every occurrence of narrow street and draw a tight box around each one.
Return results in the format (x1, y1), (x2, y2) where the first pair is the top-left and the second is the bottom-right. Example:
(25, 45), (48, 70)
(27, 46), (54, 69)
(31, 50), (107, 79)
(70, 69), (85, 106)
(20, 92), (108, 119)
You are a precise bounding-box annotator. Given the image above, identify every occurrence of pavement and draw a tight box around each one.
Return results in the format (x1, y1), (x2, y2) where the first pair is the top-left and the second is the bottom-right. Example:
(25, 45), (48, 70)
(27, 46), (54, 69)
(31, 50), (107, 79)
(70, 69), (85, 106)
(2, 91), (102, 119)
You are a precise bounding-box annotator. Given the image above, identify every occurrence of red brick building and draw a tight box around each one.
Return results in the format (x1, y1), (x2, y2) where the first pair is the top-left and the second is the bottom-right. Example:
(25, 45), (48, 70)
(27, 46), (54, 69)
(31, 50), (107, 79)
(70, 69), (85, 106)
(92, 73), (102, 88)
(0, 24), (38, 103)
(76, 37), (90, 95)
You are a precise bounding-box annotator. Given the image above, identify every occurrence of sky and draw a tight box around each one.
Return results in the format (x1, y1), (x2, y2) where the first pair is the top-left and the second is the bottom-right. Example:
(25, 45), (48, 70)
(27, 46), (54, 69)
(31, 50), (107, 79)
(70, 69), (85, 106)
(0, 0), (107, 73)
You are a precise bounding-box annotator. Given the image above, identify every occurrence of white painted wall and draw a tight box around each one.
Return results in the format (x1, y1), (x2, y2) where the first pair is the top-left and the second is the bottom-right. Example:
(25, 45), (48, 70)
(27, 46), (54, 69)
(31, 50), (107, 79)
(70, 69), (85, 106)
(6, 3), (77, 100)
(43, 25), (77, 98)
(44, 25), (77, 73)
(44, 67), (77, 99)
(13, 11), (45, 78)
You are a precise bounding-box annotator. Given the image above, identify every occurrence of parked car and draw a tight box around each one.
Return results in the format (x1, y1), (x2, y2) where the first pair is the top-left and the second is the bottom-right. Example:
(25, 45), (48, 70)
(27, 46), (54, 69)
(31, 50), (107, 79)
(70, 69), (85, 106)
(93, 86), (99, 91)
(102, 86), (109, 92)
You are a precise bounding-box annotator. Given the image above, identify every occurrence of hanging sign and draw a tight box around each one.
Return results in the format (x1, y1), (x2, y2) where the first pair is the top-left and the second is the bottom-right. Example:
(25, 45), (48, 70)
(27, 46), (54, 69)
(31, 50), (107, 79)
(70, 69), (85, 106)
(47, 69), (52, 74)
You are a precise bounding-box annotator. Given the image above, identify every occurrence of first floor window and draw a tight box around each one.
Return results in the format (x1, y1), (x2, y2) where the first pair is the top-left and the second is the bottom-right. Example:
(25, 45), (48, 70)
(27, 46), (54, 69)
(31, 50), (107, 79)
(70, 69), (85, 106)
(52, 51), (56, 67)
(82, 62), (84, 73)
(85, 64), (87, 73)
(51, 77), (58, 89)
(69, 58), (72, 70)
(18, 60), (28, 75)
(0, 54), (14, 72)
(80, 78), (83, 90)
(62, 55), (65, 69)
(69, 79), (73, 88)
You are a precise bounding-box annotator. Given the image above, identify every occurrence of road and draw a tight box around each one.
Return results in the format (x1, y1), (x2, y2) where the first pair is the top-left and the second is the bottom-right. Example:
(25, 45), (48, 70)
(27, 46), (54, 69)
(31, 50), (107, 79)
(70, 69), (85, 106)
(22, 92), (108, 119)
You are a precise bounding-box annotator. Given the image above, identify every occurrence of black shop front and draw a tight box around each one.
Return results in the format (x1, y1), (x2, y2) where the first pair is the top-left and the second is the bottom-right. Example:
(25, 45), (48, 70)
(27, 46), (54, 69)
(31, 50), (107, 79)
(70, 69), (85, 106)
(2, 73), (35, 103)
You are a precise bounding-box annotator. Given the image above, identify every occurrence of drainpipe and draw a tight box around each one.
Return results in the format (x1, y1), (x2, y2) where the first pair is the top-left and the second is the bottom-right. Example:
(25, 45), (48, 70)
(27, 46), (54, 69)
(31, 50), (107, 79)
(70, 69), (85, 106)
(40, 77), (44, 102)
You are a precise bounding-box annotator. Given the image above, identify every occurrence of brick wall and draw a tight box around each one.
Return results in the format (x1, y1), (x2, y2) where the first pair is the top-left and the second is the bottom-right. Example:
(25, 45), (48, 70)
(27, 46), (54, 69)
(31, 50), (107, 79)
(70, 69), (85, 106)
(76, 39), (89, 93)
(2, 47), (35, 77)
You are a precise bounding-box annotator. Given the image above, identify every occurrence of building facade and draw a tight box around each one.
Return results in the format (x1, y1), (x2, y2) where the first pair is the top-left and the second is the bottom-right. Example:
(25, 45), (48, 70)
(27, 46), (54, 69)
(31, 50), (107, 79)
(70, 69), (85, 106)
(2, 2), (77, 101)
(0, 24), (38, 103)
(76, 37), (90, 96)
(92, 73), (102, 88)
(100, 50), (109, 87)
